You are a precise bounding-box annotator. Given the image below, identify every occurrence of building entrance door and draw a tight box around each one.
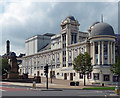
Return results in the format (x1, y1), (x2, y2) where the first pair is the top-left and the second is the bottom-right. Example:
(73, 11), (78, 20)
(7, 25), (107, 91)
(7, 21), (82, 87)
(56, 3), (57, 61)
(70, 73), (73, 80)
(64, 73), (67, 80)
(50, 71), (55, 78)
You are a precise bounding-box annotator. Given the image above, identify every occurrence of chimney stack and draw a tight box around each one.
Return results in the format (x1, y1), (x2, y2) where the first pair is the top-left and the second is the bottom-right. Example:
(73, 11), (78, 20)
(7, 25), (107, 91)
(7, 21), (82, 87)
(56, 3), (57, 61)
(6, 40), (10, 56)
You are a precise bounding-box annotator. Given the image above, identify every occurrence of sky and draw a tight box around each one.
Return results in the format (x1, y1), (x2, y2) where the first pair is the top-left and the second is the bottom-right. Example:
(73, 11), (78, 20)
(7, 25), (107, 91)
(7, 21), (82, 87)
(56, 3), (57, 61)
(0, 0), (119, 56)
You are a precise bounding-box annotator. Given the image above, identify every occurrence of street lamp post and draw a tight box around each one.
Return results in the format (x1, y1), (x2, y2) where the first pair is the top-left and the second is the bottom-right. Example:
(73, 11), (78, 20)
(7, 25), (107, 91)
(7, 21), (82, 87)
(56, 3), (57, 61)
(51, 53), (53, 83)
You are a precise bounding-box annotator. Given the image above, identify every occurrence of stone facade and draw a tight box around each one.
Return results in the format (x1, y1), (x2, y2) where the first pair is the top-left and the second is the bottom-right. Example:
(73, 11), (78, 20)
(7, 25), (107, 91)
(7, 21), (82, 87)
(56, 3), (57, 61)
(21, 16), (119, 85)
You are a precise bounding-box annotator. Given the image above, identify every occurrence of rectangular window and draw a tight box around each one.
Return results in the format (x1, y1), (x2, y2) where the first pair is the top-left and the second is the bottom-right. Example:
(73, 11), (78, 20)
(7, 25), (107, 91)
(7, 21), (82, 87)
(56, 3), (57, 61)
(74, 34), (77, 43)
(93, 73), (99, 80)
(103, 75), (110, 81)
(63, 57), (64, 62)
(113, 76), (119, 82)
(87, 73), (92, 79)
(71, 35), (73, 44)
(65, 51), (66, 55)
(56, 64), (60, 68)
(63, 64), (66, 67)
(68, 63), (72, 67)
(63, 44), (64, 48)
(63, 51), (64, 55)
(79, 73), (83, 79)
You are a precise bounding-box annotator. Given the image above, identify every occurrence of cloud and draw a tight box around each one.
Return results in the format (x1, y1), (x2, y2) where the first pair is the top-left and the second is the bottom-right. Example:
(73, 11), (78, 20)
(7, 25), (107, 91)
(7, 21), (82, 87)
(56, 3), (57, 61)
(1, 2), (118, 56)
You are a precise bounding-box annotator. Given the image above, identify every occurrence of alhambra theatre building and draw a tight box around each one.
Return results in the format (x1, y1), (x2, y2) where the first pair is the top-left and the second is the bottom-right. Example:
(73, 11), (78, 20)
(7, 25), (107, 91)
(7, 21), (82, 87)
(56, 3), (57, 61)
(21, 16), (119, 85)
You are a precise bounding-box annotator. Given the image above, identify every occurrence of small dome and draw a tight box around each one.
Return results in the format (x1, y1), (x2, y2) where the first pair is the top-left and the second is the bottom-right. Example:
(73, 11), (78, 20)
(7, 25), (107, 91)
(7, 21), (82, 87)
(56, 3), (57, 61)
(90, 22), (115, 37)
(65, 16), (75, 21)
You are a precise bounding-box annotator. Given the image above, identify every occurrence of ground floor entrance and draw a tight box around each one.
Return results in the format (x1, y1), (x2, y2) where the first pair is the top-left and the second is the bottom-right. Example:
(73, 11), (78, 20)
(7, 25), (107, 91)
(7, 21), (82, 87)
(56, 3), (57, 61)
(50, 71), (55, 78)
(70, 73), (73, 80)
(64, 73), (67, 80)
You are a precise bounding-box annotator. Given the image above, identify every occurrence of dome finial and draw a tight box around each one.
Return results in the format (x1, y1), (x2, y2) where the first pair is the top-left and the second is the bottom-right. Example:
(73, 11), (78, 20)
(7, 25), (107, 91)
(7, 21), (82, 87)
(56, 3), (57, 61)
(101, 14), (103, 23)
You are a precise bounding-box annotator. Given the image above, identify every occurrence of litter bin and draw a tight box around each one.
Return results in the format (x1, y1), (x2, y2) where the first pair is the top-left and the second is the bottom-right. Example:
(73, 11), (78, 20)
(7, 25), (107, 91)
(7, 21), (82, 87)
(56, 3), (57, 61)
(102, 83), (104, 86)
(115, 86), (119, 95)
(33, 81), (36, 89)
(70, 82), (75, 86)
(75, 81), (79, 86)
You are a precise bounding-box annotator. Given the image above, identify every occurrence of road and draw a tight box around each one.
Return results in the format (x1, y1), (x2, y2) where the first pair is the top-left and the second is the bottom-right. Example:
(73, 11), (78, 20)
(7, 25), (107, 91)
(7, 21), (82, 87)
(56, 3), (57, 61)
(0, 82), (119, 97)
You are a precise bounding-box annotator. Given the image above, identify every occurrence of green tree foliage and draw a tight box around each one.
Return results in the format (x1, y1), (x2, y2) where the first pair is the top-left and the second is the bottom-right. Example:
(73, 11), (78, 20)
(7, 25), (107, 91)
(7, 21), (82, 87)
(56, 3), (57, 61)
(110, 56), (120, 76)
(0, 58), (11, 75)
(73, 52), (93, 86)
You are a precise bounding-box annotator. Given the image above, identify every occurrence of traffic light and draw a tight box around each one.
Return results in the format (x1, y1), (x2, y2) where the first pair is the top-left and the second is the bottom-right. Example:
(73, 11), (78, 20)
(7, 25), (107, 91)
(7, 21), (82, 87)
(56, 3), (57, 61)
(44, 65), (48, 73)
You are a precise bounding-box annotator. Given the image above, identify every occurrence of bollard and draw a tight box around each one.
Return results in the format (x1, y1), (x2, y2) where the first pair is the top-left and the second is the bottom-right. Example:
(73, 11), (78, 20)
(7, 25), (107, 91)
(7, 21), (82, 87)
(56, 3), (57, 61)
(33, 81), (36, 89)
(115, 86), (119, 95)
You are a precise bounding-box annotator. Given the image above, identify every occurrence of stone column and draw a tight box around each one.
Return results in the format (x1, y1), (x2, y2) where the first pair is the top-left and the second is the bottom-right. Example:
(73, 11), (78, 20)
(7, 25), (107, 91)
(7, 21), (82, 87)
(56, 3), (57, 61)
(90, 43), (93, 61)
(72, 49), (74, 62)
(55, 53), (57, 68)
(26, 59), (28, 73)
(107, 42), (110, 64)
(111, 42), (113, 64)
(102, 41), (104, 65)
(23, 59), (25, 74)
(98, 41), (100, 65)
(113, 42), (115, 64)
(66, 49), (68, 67)
(93, 42), (95, 65)
(36, 56), (38, 70)
(31, 58), (32, 75)
(34, 57), (35, 71)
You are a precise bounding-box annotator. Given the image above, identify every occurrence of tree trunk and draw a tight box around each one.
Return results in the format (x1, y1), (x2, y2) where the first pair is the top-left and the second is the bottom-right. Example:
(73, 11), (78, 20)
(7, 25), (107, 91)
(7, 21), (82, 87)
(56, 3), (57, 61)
(84, 74), (86, 86)
(118, 76), (120, 86)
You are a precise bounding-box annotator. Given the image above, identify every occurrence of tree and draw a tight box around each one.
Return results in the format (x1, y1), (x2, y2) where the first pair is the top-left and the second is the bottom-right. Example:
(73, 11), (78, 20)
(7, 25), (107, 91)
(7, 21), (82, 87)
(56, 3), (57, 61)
(0, 58), (11, 75)
(110, 56), (120, 85)
(73, 52), (93, 86)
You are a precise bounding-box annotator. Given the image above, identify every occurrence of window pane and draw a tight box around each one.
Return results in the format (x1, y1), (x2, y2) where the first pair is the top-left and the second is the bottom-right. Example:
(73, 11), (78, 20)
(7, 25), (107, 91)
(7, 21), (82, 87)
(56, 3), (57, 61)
(93, 73), (99, 80)
(103, 75), (110, 81)
(87, 73), (92, 79)
(79, 73), (83, 79)
(113, 76), (119, 82)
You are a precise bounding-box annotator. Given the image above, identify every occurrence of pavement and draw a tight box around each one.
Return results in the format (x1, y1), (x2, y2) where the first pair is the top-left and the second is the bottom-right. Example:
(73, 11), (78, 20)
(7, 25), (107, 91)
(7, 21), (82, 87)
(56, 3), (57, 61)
(1, 77), (109, 90)
(2, 77), (120, 89)
(1, 78), (120, 97)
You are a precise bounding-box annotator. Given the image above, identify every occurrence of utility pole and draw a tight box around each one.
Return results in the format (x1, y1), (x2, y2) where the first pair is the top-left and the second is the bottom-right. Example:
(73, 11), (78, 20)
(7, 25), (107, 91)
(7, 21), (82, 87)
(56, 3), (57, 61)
(44, 64), (48, 89)
(51, 54), (53, 84)
(46, 72), (48, 89)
